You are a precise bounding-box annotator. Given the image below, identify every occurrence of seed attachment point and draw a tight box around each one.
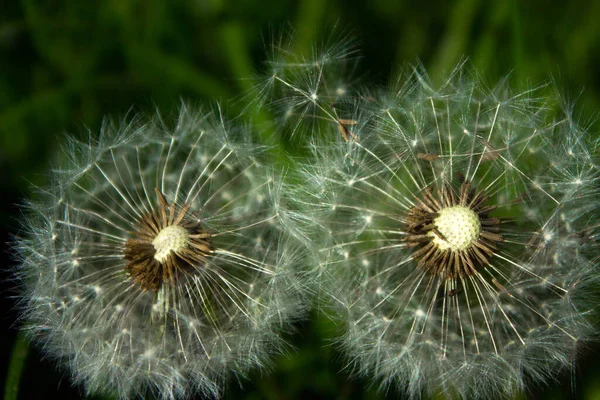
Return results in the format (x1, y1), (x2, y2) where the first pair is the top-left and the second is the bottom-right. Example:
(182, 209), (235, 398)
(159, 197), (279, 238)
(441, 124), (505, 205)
(430, 206), (481, 251)
(405, 181), (502, 278)
(123, 189), (213, 292)
(152, 225), (190, 263)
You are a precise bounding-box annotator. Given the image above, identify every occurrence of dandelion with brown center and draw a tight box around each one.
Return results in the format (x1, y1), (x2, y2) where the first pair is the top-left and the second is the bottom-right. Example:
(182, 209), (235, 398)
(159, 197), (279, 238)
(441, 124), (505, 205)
(15, 106), (305, 400)
(405, 181), (503, 280)
(290, 65), (599, 399)
(124, 188), (213, 293)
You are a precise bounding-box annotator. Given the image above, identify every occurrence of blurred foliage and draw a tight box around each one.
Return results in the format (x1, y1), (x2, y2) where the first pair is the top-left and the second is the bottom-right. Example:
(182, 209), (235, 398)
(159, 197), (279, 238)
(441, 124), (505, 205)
(1, 0), (600, 399)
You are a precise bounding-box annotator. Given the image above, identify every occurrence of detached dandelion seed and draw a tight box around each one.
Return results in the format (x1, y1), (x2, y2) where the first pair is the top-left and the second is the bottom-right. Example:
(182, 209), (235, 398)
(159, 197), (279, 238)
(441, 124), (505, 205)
(14, 105), (304, 399)
(291, 65), (600, 398)
(255, 29), (364, 143)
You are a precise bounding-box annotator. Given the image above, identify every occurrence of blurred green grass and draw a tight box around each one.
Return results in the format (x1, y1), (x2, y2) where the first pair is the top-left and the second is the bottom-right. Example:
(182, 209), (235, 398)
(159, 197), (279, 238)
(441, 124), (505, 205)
(1, 0), (599, 399)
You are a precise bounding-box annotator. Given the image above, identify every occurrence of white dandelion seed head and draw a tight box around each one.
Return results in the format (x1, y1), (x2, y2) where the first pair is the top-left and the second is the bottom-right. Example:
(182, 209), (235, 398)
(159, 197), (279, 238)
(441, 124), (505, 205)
(289, 63), (600, 399)
(14, 104), (306, 399)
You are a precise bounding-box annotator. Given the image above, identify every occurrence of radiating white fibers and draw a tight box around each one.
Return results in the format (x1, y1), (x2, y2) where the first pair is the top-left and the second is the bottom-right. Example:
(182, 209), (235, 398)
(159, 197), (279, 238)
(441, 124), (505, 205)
(14, 105), (306, 400)
(285, 64), (600, 399)
(12, 30), (600, 399)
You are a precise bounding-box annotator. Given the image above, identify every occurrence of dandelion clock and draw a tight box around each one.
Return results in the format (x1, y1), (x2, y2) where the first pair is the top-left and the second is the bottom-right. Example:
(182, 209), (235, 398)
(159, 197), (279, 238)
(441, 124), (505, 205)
(14, 105), (305, 399)
(290, 66), (600, 399)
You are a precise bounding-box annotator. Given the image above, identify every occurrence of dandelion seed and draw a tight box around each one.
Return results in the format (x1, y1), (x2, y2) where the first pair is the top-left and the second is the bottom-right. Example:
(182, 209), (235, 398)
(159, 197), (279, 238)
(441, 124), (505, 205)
(14, 105), (304, 400)
(292, 64), (600, 399)
(254, 29), (364, 143)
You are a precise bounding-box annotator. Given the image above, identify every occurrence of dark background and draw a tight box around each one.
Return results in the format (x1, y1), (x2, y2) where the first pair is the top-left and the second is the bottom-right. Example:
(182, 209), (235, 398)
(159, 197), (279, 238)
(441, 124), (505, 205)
(1, 1), (600, 399)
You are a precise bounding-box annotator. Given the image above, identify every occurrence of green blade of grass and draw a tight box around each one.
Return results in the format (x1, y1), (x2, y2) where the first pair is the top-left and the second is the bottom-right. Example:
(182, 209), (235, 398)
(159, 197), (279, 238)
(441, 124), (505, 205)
(4, 333), (29, 400)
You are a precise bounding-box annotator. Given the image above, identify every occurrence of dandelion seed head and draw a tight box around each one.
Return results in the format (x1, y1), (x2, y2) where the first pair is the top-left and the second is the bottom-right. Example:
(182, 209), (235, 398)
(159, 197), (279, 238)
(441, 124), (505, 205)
(289, 62), (600, 399)
(15, 105), (306, 399)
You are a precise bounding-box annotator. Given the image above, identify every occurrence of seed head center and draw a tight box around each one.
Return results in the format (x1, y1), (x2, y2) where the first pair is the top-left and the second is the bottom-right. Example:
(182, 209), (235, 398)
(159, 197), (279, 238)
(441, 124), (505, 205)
(152, 225), (190, 263)
(430, 206), (481, 251)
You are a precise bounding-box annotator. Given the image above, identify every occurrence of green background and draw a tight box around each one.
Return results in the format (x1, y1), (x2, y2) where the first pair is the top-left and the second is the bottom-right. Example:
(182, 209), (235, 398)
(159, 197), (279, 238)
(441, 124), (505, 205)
(1, 1), (599, 399)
